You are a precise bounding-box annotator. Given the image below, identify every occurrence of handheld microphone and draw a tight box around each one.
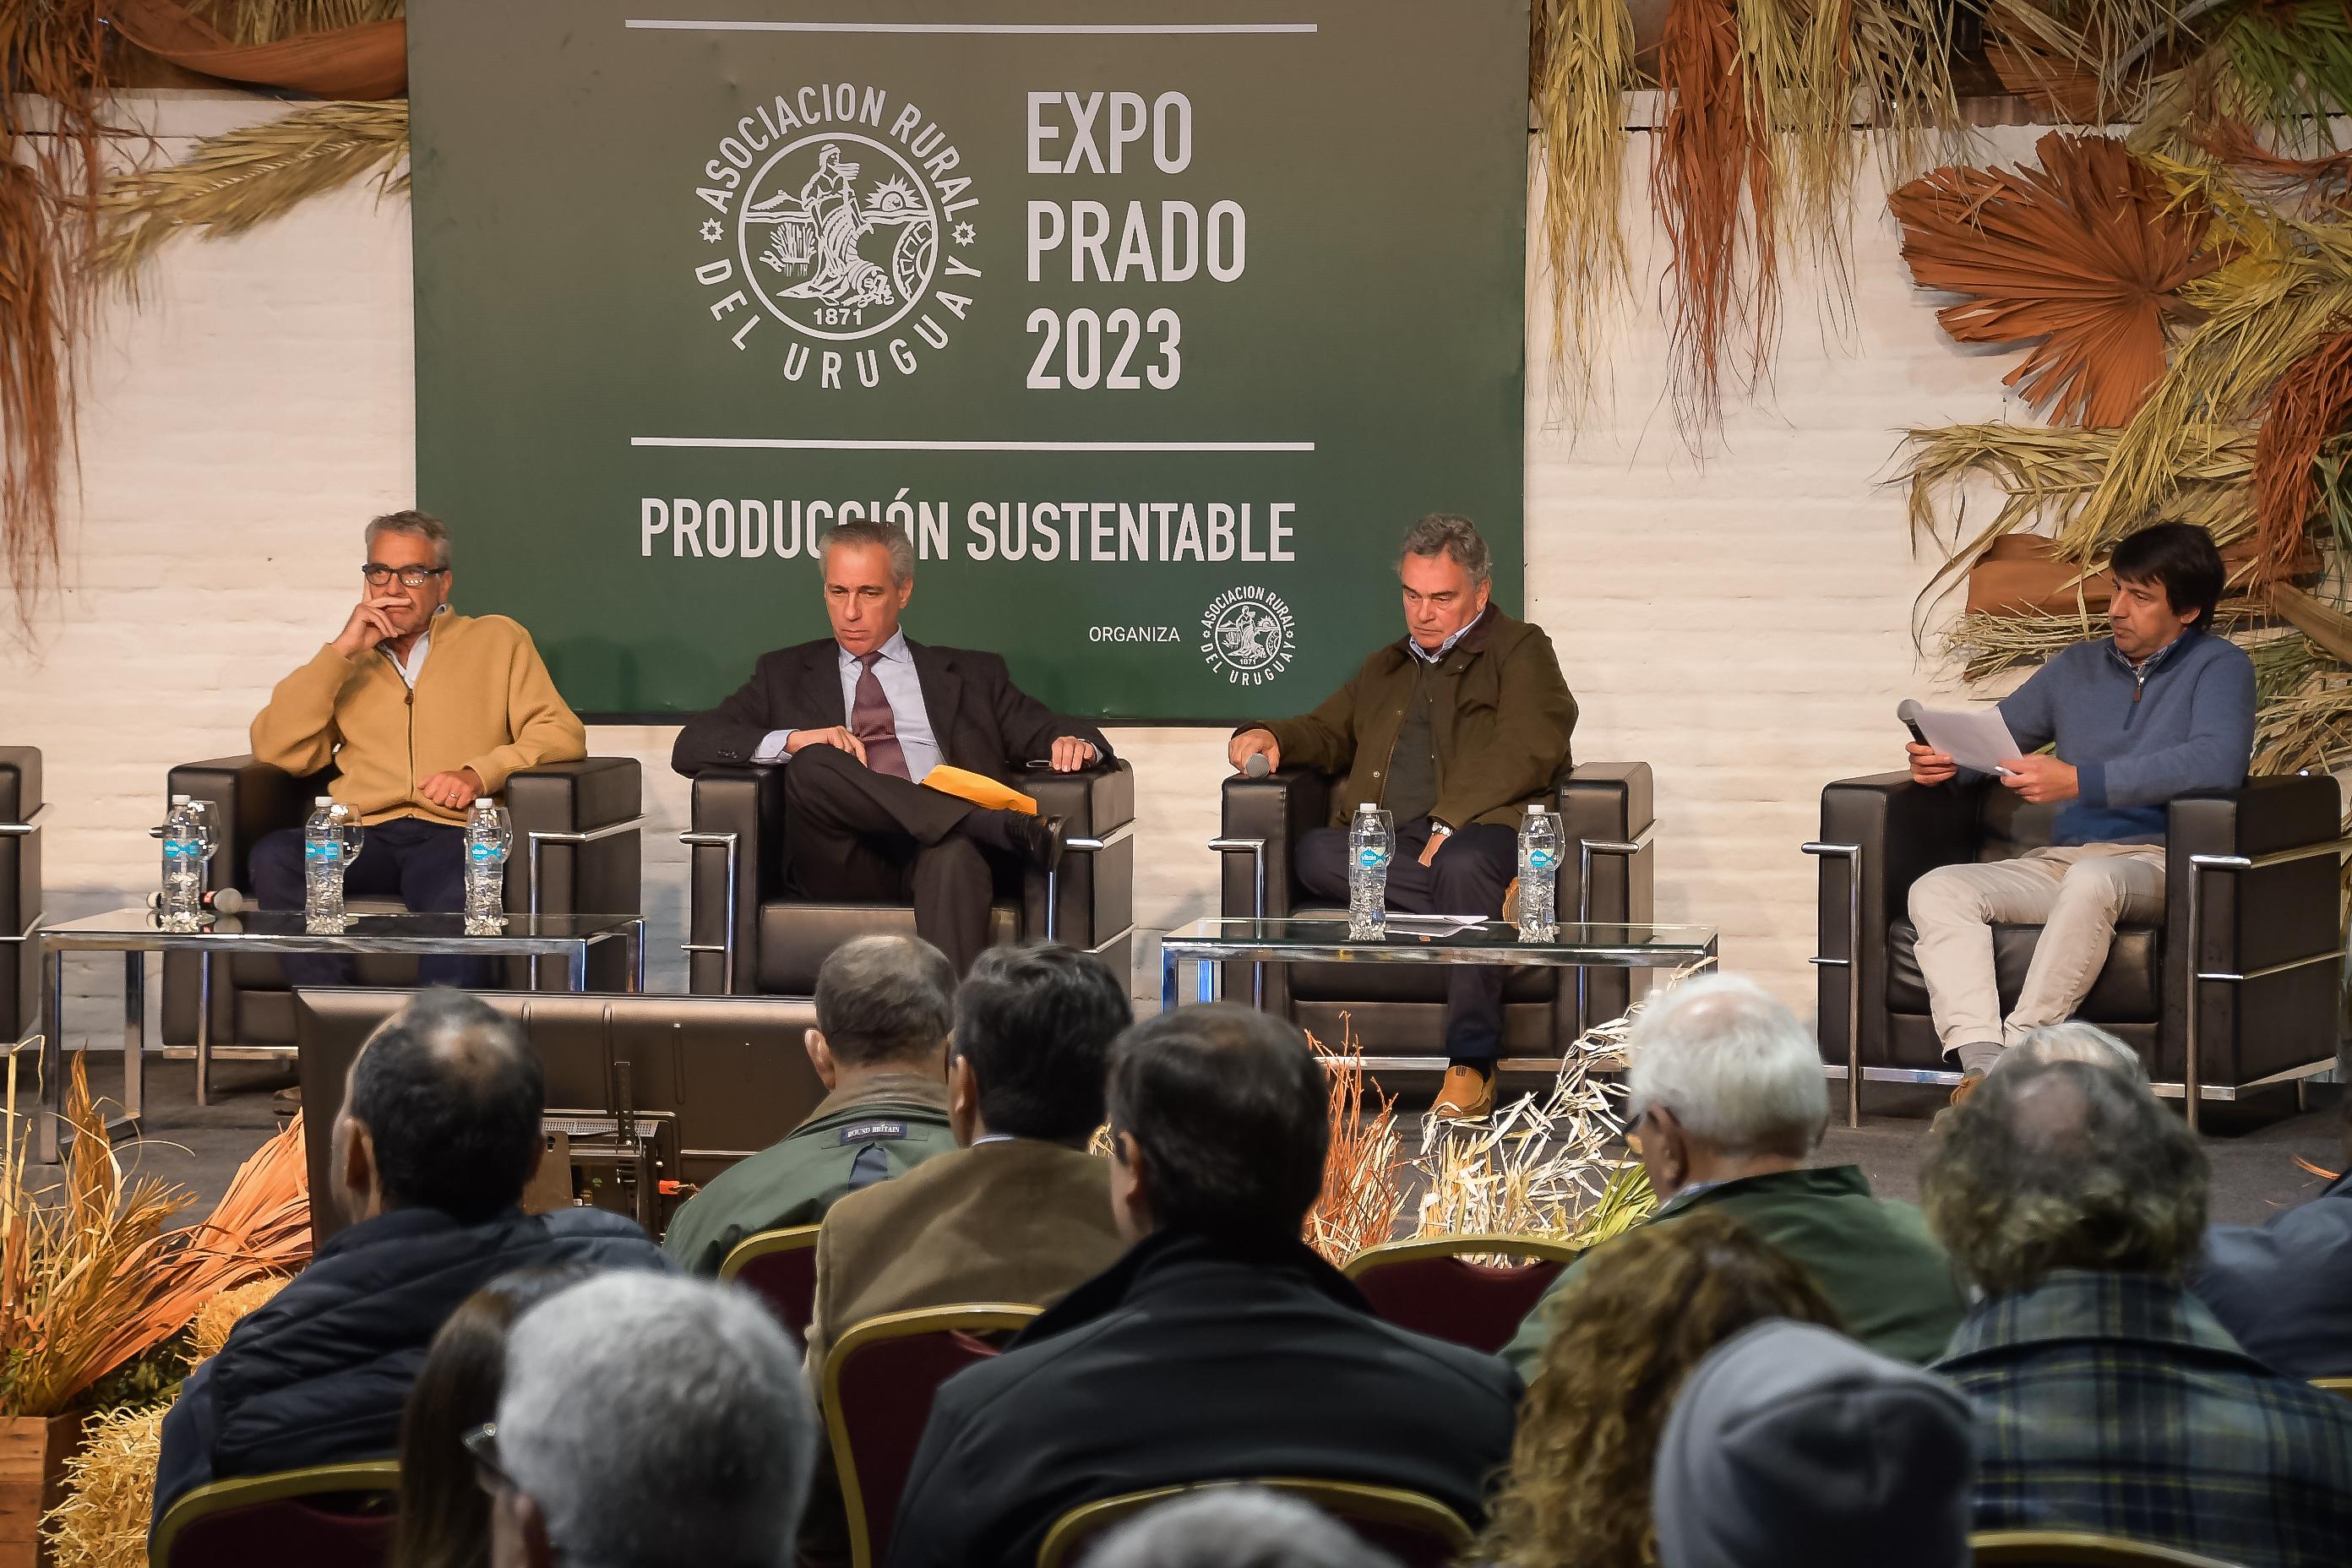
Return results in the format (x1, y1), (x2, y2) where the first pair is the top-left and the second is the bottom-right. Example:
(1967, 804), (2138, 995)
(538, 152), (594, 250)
(1896, 700), (1930, 748)
(145, 887), (250, 915)
(1243, 753), (1271, 779)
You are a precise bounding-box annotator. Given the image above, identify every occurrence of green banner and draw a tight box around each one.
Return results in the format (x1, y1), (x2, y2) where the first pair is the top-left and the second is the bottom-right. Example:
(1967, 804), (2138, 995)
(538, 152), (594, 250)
(410, 0), (1527, 721)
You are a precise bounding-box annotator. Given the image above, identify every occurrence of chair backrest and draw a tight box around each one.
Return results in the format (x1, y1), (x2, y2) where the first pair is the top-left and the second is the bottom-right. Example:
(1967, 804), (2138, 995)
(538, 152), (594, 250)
(1036, 1477), (1474, 1568)
(1340, 1233), (1581, 1353)
(1970, 1531), (2247, 1566)
(718, 1223), (822, 1343)
(150, 1459), (401, 1568)
(824, 1304), (1043, 1568)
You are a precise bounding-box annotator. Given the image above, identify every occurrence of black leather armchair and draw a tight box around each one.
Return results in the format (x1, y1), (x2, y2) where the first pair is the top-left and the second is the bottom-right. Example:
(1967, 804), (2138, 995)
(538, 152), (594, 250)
(0, 749), (40, 1048)
(1213, 762), (1657, 1064)
(680, 762), (1137, 993)
(1810, 770), (2346, 1128)
(160, 755), (644, 1086)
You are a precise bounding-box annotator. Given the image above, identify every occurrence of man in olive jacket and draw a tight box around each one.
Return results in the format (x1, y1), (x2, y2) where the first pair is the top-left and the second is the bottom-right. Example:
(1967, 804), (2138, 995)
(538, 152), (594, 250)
(1230, 514), (1576, 1118)
(662, 935), (959, 1276)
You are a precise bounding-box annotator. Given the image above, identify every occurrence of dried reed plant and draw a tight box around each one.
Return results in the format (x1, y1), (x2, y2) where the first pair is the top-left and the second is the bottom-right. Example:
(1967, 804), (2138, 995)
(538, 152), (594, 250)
(1529, 0), (1636, 422)
(92, 101), (411, 280)
(1653, 0), (1778, 444)
(0, 0), (109, 623)
(1740, 0), (1859, 297)
(41, 1403), (166, 1568)
(191, 0), (405, 46)
(1850, 0), (1968, 183)
(1304, 1022), (1407, 1264)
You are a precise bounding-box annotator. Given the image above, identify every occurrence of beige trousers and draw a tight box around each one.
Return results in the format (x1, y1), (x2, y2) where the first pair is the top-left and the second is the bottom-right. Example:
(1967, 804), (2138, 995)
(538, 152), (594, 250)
(1907, 844), (2167, 1062)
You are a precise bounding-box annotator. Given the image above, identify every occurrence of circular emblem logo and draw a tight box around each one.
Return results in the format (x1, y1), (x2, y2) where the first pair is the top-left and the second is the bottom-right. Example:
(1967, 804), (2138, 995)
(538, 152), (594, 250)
(739, 132), (939, 341)
(1200, 587), (1296, 687)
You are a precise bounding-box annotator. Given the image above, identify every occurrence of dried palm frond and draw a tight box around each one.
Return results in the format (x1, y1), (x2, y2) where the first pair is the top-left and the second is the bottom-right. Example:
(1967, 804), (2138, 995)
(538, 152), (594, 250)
(1850, 0), (1968, 182)
(2253, 661), (2352, 773)
(1890, 134), (2226, 429)
(1938, 596), (2268, 679)
(2252, 333), (2352, 580)
(1653, 0), (1777, 445)
(191, 0), (404, 46)
(1979, 0), (2182, 123)
(91, 101), (411, 280)
(1740, 0), (1858, 295)
(0, 0), (109, 623)
(2206, 0), (2352, 160)
(1529, 0), (1636, 423)
(41, 1403), (166, 1568)
(1305, 1022), (1407, 1264)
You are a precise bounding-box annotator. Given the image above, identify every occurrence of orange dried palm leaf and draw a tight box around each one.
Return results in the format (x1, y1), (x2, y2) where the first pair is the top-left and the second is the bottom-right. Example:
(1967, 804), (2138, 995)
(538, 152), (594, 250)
(1891, 133), (2227, 427)
(2251, 332), (2352, 579)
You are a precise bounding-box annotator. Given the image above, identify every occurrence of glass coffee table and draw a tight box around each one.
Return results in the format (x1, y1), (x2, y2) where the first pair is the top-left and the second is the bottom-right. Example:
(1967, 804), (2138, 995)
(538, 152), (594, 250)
(1157, 916), (1718, 1067)
(35, 907), (646, 1161)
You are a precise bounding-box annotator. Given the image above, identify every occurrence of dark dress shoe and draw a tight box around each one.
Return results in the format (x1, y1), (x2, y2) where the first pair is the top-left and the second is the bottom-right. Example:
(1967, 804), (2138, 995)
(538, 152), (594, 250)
(1007, 812), (1067, 875)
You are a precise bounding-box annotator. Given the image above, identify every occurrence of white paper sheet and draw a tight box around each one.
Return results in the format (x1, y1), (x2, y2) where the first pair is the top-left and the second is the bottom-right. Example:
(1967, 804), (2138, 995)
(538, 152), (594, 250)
(1908, 704), (2023, 776)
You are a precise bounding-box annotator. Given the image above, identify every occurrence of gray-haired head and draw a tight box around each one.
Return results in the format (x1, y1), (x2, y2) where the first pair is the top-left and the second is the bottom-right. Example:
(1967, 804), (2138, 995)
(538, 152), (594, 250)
(1625, 973), (1830, 1158)
(1398, 514), (1490, 586)
(496, 1272), (817, 1568)
(366, 509), (453, 569)
(814, 934), (956, 1068)
(817, 520), (916, 584)
(1085, 1488), (1402, 1568)
(1652, 1320), (1974, 1568)
(2001, 1022), (2144, 1081)
(1922, 1057), (2208, 1298)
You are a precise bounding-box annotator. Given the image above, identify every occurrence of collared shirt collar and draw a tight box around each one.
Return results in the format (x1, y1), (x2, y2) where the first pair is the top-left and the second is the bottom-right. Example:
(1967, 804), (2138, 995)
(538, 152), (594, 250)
(1942, 1268), (2255, 1366)
(384, 631), (430, 689)
(1404, 606), (1489, 666)
(787, 1069), (951, 1137)
(838, 628), (912, 669)
(1653, 1162), (1874, 1219)
(2105, 624), (2199, 676)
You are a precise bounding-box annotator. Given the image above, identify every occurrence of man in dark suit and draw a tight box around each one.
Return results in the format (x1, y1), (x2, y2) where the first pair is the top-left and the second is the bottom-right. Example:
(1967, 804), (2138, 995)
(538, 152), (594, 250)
(888, 1003), (1522, 1568)
(672, 520), (1114, 974)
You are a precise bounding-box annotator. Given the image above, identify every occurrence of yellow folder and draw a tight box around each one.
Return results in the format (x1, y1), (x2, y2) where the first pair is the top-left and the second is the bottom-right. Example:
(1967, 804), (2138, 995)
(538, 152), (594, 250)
(920, 765), (1039, 816)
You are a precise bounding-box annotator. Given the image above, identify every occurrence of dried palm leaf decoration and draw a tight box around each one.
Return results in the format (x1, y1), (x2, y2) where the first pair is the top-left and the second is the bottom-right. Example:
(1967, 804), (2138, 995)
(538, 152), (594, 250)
(1529, 0), (1636, 421)
(1891, 133), (2226, 428)
(2251, 331), (2352, 580)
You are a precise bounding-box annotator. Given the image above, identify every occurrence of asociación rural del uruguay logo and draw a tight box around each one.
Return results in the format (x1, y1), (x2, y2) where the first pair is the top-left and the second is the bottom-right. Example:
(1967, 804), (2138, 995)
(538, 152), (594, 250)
(1200, 587), (1296, 687)
(690, 83), (979, 387)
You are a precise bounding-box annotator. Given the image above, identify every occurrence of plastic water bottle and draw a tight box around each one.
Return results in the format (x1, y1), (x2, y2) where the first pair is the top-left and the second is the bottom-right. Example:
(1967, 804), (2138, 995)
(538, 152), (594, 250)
(303, 797), (348, 933)
(1516, 804), (1561, 943)
(1348, 803), (1394, 941)
(464, 798), (513, 934)
(159, 795), (203, 931)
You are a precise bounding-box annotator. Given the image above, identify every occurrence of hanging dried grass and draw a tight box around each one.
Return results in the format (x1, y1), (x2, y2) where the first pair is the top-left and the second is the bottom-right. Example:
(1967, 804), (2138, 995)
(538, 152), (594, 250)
(1529, 0), (1636, 422)
(191, 0), (404, 46)
(1890, 134), (2226, 428)
(2251, 332), (2352, 580)
(1740, 0), (1859, 290)
(1939, 596), (2263, 679)
(0, 0), (109, 623)
(41, 1403), (166, 1568)
(2206, 0), (2352, 160)
(1849, 0), (1968, 183)
(1654, 0), (1777, 444)
(1305, 1022), (1407, 1264)
(91, 101), (411, 280)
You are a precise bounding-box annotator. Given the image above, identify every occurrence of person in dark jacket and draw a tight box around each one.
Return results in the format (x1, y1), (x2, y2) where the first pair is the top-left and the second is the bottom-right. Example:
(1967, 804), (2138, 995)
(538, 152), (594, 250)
(2191, 1090), (2352, 1380)
(150, 992), (667, 1533)
(887, 1004), (1522, 1568)
(1226, 514), (1576, 1118)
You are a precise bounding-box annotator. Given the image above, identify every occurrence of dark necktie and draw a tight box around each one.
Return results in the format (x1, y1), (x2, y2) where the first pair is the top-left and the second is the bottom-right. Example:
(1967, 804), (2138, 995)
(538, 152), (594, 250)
(852, 651), (911, 780)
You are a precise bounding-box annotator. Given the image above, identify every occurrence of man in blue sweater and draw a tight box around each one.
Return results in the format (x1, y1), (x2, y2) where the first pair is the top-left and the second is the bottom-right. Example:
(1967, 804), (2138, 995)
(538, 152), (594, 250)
(1905, 523), (2255, 1095)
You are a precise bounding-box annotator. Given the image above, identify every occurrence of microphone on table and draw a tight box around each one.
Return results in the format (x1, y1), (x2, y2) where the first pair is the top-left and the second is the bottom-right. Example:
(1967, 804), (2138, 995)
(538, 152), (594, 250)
(144, 887), (252, 915)
(1243, 754), (1271, 779)
(1896, 699), (1930, 749)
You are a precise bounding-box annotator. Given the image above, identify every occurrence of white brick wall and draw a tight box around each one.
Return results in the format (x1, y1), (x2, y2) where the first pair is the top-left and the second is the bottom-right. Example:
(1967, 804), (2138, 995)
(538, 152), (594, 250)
(4, 95), (2046, 1046)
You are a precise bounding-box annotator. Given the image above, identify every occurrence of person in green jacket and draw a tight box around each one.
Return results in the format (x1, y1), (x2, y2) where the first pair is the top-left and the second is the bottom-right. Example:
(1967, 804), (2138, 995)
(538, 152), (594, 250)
(662, 934), (959, 1275)
(1502, 973), (1968, 1377)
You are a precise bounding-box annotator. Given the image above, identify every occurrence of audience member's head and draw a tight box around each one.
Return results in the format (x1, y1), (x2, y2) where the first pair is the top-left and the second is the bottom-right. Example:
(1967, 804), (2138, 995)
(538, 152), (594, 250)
(335, 991), (545, 1227)
(1106, 1003), (1327, 1249)
(1476, 1209), (1843, 1568)
(2001, 1021), (2144, 1080)
(487, 1272), (815, 1568)
(392, 1266), (595, 1568)
(949, 944), (1133, 1146)
(1086, 1488), (1402, 1568)
(1923, 1057), (2208, 1297)
(1623, 973), (1830, 1200)
(806, 934), (956, 1087)
(1652, 1320), (1975, 1568)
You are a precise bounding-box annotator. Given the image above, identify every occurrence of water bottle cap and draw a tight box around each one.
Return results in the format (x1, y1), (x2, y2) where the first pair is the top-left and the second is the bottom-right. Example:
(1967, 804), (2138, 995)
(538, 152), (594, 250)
(1527, 804), (1546, 815)
(170, 793), (191, 805)
(1358, 802), (1377, 814)
(314, 796), (334, 807)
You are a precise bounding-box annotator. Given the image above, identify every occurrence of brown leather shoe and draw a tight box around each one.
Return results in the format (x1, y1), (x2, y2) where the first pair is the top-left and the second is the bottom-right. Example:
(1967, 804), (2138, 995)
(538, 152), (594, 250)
(1950, 1070), (1985, 1108)
(1432, 1064), (1495, 1120)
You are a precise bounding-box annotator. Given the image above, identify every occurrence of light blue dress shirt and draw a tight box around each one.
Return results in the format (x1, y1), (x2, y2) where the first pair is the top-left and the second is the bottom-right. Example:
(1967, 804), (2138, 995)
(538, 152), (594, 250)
(754, 629), (944, 779)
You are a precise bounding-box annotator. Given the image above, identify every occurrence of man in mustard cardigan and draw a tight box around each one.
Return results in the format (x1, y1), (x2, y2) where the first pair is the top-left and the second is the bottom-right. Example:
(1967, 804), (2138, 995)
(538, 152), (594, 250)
(248, 510), (586, 987)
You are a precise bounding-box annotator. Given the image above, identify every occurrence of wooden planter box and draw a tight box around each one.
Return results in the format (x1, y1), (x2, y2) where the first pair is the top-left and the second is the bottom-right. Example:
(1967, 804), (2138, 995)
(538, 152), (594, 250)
(0, 1415), (86, 1568)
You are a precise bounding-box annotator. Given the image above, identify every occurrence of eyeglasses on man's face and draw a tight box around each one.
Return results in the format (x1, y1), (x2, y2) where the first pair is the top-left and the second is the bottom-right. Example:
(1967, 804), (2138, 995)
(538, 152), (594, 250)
(362, 564), (450, 589)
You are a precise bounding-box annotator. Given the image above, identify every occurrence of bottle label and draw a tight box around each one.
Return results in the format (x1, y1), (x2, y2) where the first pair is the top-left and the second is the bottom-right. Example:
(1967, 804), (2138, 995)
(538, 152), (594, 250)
(1527, 848), (1557, 872)
(469, 841), (501, 865)
(164, 840), (198, 861)
(305, 840), (343, 866)
(1355, 847), (1389, 870)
